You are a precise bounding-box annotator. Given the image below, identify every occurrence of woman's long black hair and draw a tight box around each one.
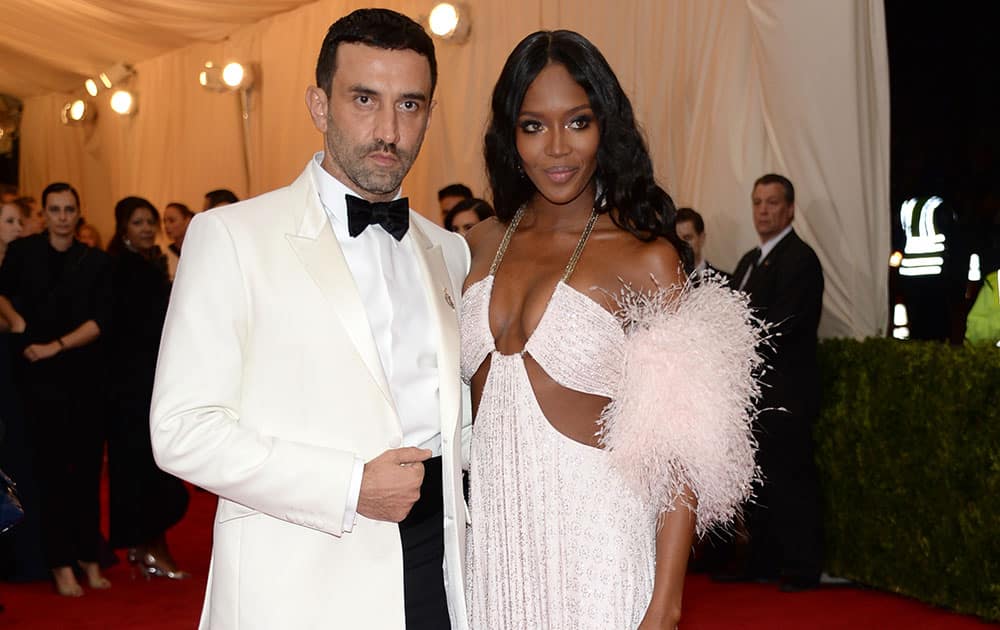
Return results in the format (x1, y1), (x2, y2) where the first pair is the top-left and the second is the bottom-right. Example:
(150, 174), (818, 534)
(484, 30), (691, 267)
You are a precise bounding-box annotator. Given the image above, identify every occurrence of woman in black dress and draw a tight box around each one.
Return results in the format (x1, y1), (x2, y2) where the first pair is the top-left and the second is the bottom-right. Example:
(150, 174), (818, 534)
(0, 182), (111, 596)
(106, 197), (189, 579)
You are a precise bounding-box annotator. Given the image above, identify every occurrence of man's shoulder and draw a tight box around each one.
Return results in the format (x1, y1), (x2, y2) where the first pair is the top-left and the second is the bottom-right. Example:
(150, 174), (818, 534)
(409, 211), (470, 274)
(410, 212), (464, 249)
(779, 230), (822, 267)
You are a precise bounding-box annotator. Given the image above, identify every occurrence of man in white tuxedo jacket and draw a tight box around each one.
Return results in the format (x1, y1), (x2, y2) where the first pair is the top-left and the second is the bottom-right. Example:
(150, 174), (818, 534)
(150, 9), (470, 629)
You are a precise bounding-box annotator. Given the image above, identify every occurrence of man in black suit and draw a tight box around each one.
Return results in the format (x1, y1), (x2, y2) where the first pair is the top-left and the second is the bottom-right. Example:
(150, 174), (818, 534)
(728, 174), (824, 592)
(675, 207), (730, 282)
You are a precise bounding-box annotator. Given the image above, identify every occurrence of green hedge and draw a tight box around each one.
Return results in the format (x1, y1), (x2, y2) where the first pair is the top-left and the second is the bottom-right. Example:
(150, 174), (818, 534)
(815, 338), (1000, 621)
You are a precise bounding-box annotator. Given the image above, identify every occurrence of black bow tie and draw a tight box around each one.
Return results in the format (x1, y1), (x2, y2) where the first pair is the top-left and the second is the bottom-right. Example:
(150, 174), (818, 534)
(345, 195), (409, 241)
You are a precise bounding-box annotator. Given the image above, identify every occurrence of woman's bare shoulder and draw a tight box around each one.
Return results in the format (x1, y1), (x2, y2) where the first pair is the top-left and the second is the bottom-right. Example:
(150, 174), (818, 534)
(600, 231), (683, 294)
(465, 217), (506, 260)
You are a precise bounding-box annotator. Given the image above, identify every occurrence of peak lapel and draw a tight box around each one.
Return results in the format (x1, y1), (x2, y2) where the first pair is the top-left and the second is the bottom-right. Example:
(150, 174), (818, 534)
(284, 171), (394, 409)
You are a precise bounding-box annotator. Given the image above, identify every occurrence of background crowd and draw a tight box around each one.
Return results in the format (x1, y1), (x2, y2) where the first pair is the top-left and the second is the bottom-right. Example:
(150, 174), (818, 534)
(0, 183), (241, 599)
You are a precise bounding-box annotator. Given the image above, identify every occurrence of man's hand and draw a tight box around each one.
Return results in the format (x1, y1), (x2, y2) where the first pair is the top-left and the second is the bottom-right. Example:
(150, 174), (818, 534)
(23, 341), (60, 363)
(356, 447), (432, 523)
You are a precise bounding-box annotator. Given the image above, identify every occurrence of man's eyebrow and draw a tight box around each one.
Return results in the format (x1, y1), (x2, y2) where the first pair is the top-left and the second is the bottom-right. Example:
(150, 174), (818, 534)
(348, 85), (428, 102)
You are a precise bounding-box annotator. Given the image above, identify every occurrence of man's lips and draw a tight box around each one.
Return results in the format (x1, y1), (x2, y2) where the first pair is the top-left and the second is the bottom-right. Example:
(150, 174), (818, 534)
(367, 152), (399, 167)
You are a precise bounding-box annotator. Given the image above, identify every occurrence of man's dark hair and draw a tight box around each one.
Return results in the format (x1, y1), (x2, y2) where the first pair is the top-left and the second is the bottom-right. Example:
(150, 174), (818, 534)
(438, 183), (472, 201)
(41, 182), (80, 209)
(315, 9), (437, 98)
(754, 173), (795, 204)
(675, 207), (704, 235)
(205, 189), (239, 208)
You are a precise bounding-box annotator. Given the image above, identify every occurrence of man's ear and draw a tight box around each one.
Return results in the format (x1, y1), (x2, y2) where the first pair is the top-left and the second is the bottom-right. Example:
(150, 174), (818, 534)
(305, 86), (329, 133)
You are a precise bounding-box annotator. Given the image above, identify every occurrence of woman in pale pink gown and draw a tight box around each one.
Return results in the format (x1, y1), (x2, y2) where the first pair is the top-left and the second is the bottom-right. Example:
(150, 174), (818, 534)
(462, 31), (762, 630)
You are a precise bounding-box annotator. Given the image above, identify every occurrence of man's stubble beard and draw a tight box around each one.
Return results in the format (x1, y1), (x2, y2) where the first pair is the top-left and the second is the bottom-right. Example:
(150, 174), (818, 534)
(325, 115), (423, 197)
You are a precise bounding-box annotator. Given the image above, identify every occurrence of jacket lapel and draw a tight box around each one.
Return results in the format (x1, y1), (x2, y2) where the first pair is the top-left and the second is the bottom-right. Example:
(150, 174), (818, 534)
(408, 220), (461, 443)
(283, 167), (395, 409)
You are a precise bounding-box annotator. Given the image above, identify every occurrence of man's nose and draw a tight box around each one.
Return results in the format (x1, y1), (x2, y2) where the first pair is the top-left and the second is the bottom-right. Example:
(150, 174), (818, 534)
(374, 107), (400, 147)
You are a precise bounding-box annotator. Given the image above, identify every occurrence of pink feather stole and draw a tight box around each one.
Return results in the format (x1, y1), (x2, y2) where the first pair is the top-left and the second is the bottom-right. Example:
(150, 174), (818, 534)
(597, 274), (764, 536)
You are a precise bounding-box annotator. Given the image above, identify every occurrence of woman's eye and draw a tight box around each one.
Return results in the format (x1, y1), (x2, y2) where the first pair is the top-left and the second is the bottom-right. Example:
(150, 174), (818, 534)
(567, 116), (592, 130)
(519, 120), (543, 133)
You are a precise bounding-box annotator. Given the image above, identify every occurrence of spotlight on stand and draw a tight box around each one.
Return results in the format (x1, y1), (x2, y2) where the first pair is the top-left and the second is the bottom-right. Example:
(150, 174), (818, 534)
(199, 61), (254, 92)
(426, 3), (471, 44)
(61, 99), (95, 125)
(109, 90), (137, 116)
(100, 62), (135, 90)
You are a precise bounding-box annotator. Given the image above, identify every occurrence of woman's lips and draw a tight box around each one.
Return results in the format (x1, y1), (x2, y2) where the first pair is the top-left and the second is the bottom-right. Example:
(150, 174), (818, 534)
(544, 166), (577, 184)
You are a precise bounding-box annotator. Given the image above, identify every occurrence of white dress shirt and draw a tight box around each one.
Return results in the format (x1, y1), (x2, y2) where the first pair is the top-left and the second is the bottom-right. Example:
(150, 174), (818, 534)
(310, 153), (441, 531)
(739, 224), (794, 290)
(759, 224), (794, 263)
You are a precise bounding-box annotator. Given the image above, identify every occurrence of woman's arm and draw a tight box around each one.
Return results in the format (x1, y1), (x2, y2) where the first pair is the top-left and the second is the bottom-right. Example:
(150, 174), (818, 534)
(638, 490), (697, 630)
(23, 319), (101, 362)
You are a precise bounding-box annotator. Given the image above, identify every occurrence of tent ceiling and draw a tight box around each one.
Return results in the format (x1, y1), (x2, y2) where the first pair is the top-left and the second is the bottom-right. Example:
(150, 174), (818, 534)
(2, 0), (316, 99)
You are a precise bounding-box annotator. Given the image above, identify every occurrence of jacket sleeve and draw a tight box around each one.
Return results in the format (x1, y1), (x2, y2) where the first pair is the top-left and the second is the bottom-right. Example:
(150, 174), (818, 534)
(150, 211), (356, 536)
(598, 277), (764, 536)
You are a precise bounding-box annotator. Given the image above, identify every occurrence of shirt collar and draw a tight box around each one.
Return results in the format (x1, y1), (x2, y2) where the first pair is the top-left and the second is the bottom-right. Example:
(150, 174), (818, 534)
(759, 224), (793, 262)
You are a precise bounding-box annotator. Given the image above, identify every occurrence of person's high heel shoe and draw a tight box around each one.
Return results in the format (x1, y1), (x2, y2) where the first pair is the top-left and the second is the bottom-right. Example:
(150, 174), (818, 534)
(127, 548), (190, 580)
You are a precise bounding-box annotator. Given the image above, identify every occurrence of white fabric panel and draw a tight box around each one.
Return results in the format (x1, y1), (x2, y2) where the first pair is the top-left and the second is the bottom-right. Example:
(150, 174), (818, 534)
(13, 0), (888, 338)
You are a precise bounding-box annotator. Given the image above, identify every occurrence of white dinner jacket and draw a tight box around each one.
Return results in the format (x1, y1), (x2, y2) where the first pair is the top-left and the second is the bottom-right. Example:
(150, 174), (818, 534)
(150, 164), (471, 629)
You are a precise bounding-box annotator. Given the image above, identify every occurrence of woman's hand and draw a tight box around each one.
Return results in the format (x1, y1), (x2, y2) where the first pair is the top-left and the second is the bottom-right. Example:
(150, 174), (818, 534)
(637, 607), (680, 630)
(23, 341), (61, 362)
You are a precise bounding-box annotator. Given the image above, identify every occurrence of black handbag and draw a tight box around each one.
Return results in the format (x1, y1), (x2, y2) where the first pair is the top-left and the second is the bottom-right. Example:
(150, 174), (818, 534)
(0, 468), (24, 534)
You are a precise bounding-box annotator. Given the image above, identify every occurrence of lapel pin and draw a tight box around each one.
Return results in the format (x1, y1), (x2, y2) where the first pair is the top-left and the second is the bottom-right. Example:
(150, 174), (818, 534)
(443, 287), (455, 310)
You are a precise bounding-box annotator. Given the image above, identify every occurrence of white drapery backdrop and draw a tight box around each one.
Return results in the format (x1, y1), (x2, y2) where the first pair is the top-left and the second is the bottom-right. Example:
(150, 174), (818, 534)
(16, 0), (889, 338)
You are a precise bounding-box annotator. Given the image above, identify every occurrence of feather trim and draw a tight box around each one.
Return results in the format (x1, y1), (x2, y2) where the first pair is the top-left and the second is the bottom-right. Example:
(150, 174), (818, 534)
(598, 272), (765, 536)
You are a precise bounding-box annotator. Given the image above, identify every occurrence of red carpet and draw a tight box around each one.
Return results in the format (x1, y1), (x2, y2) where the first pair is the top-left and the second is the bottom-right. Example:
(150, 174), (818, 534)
(0, 483), (993, 629)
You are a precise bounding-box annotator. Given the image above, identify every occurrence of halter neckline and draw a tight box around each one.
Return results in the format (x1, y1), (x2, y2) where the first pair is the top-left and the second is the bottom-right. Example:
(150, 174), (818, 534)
(488, 205), (601, 282)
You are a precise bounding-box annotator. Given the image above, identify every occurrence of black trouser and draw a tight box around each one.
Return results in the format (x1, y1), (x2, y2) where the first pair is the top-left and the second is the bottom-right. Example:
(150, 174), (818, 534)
(398, 456), (451, 630)
(22, 385), (104, 569)
(746, 409), (823, 581)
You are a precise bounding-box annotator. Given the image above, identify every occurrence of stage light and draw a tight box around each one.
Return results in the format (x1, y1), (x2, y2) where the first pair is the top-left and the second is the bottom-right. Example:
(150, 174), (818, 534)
(99, 62), (135, 89)
(426, 3), (470, 43)
(888, 250), (903, 268)
(110, 90), (137, 116)
(85, 79), (99, 97)
(222, 63), (245, 88)
(199, 61), (253, 92)
(61, 99), (94, 124)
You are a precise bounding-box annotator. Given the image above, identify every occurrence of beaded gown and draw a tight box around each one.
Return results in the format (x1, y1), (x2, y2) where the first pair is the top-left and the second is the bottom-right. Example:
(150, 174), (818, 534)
(461, 210), (660, 629)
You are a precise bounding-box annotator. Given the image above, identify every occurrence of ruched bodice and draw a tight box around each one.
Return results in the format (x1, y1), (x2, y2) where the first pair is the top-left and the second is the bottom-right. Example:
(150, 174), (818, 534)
(459, 274), (624, 398)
